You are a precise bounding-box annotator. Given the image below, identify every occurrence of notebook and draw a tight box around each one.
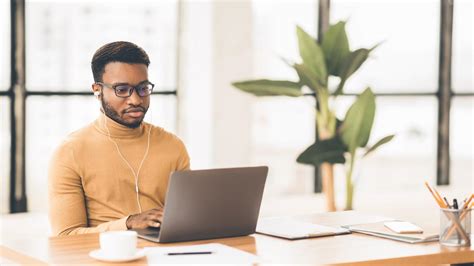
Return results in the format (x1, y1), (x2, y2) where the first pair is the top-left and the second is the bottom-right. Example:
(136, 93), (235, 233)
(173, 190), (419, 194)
(145, 243), (260, 264)
(342, 220), (439, 244)
(256, 217), (350, 240)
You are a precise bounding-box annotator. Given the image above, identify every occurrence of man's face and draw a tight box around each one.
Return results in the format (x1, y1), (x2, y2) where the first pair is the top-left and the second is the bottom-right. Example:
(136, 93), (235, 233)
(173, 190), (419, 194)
(94, 62), (150, 128)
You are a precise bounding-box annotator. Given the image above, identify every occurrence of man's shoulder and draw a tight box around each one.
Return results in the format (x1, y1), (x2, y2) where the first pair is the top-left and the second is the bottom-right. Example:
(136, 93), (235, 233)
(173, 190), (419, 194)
(146, 123), (185, 146)
(56, 122), (96, 150)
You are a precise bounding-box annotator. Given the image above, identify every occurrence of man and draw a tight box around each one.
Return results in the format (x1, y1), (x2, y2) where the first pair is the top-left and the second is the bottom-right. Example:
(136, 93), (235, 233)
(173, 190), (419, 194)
(48, 41), (190, 236)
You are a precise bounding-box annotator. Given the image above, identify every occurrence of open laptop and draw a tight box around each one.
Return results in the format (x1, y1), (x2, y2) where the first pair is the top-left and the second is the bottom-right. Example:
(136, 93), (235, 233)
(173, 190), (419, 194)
(133, 166), (268, 243)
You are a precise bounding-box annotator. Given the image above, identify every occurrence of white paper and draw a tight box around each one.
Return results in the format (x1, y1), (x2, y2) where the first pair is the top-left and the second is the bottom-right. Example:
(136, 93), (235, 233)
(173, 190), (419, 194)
(145, 243), (260, 265)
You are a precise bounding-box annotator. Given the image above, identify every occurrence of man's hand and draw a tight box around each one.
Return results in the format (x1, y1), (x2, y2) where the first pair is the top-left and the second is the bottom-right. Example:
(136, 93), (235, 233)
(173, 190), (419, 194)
(126, 208), (164, 229)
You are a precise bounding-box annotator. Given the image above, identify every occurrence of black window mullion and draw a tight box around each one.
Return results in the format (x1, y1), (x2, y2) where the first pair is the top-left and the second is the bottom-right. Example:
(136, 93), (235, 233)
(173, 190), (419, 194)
(10, 0), (27, 213)
(312, 0), (331, 193)
(437, 0), (454, 186)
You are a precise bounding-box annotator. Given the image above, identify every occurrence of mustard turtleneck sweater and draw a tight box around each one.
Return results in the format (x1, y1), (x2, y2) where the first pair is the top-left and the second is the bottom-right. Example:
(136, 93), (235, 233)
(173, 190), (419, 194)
(48, 115), (190, 236)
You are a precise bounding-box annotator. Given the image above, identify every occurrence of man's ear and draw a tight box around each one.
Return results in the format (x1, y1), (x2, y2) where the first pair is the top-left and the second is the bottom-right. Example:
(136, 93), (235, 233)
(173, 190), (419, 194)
(92, 84), (101, 98)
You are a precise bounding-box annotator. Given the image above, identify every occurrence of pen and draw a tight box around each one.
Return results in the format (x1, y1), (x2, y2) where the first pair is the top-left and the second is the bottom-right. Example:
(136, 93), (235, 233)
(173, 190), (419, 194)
(443, 197), (451, 208)
(166, 251), (213, 256)
(453, 199), (458, 209)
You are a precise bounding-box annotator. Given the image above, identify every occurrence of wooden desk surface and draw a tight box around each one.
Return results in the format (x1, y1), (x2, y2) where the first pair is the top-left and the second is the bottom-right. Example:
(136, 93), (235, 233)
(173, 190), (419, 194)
(1, 211), (473, 265)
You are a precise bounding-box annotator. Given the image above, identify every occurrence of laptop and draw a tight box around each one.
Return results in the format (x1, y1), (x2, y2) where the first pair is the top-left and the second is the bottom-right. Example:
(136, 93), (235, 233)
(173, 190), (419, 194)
(133, 166), (268, 243)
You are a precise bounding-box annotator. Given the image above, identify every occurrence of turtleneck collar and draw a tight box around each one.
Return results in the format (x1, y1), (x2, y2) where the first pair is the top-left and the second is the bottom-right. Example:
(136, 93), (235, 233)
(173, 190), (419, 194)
(94, 113), (145, 139)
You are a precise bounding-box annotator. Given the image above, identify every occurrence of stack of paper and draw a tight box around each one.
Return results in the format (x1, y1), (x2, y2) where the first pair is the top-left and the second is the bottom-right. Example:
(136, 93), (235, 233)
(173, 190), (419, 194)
(145, 243), (260, 264)
(343, 221), (439, 244)
(257, 217), (350, 240)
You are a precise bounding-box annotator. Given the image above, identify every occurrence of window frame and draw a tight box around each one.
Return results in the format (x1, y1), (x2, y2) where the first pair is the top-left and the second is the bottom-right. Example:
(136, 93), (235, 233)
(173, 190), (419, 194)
(310, 0), (473, 192)
(6, 0), (473, 212)
(7, 0), (182, 212)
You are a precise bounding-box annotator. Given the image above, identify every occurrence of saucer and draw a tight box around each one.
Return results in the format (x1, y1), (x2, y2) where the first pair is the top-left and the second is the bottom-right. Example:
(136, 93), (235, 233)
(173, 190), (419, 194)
(89, 248), (146, 262)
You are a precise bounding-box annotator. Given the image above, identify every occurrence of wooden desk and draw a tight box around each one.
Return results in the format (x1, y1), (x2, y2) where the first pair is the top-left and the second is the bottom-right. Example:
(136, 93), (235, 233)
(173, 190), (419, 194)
(1, 211), (473, 265)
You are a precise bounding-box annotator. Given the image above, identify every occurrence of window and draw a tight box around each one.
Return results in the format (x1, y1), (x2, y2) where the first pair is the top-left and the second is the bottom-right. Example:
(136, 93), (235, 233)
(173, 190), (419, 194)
(1, 97), (10, 214)
(19, 0), (179, 212)
(451, 97), (474, 190)
(336, 97), (437, 193)
(249, 0), (471, 196)
(329, 0), (444, 193)
(452, 0), (473, 93)
(1, 0), (10, 214)
(26, 0), (177, 92)
(331, 0), (439, 93)
(451, 0), (473, 192)
(0, 0), (9, 90)
(251, 0), (318, 194)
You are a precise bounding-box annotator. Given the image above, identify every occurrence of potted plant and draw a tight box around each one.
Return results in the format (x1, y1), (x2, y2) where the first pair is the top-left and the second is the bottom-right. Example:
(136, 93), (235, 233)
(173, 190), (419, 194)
(232, 21), (394, 210)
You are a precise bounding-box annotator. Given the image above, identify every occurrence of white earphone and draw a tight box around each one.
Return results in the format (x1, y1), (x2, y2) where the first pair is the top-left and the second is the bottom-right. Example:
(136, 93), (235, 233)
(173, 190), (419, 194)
(94, 91), (101, 97)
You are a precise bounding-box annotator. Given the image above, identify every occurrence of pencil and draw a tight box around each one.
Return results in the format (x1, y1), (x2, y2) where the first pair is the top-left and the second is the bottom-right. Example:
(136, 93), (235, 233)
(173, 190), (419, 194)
(431, 186), (448, 209)
(462, 194), (473, 209)
(424, 181), (444, 208)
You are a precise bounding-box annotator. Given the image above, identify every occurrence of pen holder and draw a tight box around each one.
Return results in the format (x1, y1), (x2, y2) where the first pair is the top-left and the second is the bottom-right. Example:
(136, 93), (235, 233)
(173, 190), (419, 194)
(439, 208), (471, 247)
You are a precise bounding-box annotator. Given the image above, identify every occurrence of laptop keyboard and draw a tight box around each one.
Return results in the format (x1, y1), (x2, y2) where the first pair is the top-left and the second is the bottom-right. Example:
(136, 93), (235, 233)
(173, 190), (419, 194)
(134, 227), (161, 237)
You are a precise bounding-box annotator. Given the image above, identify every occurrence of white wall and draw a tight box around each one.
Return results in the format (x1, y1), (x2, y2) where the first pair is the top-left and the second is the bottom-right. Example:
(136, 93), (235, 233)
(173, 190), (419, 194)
(211, 1), (254, 168)
(178, 1), (214, 169)
(180, 0), (254, 170)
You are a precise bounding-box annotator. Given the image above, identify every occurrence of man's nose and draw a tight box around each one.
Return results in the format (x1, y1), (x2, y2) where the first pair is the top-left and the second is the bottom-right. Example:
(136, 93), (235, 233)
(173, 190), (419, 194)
(127, 88), (143, 105)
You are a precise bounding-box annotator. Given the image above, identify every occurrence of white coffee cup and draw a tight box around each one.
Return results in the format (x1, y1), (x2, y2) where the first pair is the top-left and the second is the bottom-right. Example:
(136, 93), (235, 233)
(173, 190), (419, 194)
(99, 231), (137, 259)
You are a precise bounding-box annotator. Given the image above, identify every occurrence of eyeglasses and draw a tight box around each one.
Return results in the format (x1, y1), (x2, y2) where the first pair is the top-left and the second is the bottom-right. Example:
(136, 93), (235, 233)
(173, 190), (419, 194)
(95, 81), (154, 98)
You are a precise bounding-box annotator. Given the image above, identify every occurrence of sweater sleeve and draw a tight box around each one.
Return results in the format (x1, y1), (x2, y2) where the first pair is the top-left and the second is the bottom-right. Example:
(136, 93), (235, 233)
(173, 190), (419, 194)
(48, 142), (128, 236)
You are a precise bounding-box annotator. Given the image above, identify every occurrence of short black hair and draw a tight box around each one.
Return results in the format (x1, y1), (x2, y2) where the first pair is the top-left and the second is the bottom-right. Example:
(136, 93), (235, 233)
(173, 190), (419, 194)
(91, 41), (150, 82)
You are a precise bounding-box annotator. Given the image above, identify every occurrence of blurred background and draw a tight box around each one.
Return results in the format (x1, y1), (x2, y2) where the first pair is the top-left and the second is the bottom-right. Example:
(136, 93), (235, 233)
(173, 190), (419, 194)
(0, 0), (472, 222)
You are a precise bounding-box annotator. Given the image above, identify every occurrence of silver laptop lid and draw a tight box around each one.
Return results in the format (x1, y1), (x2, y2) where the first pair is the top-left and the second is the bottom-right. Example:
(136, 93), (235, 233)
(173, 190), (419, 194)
(157, 166), (268, 243)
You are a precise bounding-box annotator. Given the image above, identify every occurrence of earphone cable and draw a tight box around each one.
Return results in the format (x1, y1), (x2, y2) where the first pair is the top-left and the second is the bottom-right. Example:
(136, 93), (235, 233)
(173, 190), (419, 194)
(103, 113), (151, 213)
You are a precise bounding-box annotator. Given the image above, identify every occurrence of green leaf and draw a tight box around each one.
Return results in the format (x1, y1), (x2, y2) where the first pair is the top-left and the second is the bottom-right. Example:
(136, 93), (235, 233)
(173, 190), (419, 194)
(321, 21), (351, 76)
(293, 63), (324, 94)
(340, 87), (376, 154)
(297, 136), (347, 166)
(363, 134), (395, 157)
(334, 48), (371, 95)
(296, 26), (327, 86)
(232, 80), (302, 97)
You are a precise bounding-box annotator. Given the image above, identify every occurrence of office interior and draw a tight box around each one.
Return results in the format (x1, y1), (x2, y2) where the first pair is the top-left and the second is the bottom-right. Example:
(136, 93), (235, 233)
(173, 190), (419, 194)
(0, 0), (473, 251)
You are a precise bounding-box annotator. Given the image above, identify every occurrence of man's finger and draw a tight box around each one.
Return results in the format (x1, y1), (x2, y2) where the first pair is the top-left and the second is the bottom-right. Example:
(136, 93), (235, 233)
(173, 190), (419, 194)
(148, 210), (163, 217)
(151, 208), (164, 214)
(149, 215), (163, 223)
(147, 220), (161, 227)
(145, 209), (161, 216)
(146, 213), (163, 221)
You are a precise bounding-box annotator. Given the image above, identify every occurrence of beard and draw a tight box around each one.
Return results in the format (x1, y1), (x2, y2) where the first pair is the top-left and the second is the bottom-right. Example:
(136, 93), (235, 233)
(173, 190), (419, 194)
(100, 96), (148, 129)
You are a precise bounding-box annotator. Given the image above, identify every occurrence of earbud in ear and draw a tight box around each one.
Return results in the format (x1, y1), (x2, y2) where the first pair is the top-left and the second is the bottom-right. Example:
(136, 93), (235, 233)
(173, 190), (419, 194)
(94, 91), (101, 97)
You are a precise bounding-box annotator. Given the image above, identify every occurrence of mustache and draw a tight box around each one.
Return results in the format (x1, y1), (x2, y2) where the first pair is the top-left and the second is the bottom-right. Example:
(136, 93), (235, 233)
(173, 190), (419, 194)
(124, 106), (146, 113)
